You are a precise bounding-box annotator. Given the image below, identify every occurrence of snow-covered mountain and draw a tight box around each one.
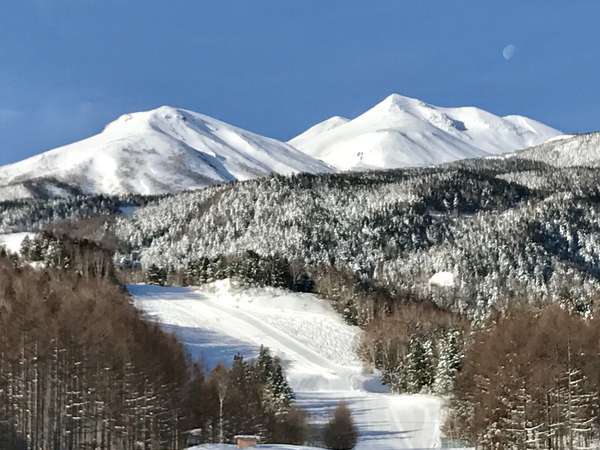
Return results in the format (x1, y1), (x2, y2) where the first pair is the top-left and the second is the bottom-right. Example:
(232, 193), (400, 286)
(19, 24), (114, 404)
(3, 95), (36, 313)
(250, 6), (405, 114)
(289, 94), (561, 170)
(0, 106), (332, 198)
(289, 115), (349, 150)
(514, 132), (600, 167)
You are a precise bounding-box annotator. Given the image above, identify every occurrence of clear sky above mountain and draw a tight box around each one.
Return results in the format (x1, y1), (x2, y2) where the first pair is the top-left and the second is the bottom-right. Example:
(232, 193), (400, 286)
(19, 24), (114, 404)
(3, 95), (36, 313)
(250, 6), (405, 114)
(1, 0), (598, 165)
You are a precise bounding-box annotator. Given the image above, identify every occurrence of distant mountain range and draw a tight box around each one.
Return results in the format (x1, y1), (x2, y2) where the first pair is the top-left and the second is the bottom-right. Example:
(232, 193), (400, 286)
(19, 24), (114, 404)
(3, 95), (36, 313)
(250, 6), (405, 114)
(289, 93), (561, 170)
(1, 94), (593, 200)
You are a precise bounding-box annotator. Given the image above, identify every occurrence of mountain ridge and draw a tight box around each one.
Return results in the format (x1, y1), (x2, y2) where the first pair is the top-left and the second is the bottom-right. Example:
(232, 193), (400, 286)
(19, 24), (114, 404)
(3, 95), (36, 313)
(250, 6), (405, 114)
(0, 106), (332, 199)
(289, 93), (562, 170)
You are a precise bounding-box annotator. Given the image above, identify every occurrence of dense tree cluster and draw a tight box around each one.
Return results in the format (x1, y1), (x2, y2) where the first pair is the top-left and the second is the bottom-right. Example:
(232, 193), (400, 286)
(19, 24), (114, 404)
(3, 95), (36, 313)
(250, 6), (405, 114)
(188, 349), (303, 446)
(0, 256), (189, 449)
(447, 305), (600, 449)
(0, 196), (121, 234)
(0, 246), (304, 449)
(19, 232), (115, 280)
(180, 251), (309, 292)
(360, 303), (465, 394)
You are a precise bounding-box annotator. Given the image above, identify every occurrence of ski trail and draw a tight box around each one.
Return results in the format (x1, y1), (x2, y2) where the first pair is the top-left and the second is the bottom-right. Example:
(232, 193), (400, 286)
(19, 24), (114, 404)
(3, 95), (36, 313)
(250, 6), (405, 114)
(203, 296), (346, 375)
(130, 281), (442, 449)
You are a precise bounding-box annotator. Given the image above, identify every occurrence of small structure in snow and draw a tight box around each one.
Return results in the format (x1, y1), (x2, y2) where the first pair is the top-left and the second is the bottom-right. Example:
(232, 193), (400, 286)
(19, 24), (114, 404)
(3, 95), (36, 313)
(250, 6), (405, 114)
(428, 271), (456, 288)
(234, 435), (259, 448)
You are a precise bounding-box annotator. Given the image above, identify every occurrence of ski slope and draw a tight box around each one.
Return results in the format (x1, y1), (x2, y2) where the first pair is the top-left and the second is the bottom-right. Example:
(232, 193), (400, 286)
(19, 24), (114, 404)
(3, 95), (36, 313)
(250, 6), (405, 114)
(130, 280), (442, 449)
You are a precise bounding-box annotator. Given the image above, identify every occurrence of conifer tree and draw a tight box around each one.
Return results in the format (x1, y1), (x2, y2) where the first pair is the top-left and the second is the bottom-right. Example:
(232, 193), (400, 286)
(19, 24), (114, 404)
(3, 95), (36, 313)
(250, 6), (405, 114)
(146, 264), (167, 285)
(433, 329), (463, 394)
(406, 336), (435, 393)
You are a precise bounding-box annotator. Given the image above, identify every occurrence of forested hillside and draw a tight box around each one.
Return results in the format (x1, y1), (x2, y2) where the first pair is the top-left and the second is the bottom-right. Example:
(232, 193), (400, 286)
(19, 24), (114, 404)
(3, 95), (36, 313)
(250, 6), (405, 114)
(108, 160), (600, 319)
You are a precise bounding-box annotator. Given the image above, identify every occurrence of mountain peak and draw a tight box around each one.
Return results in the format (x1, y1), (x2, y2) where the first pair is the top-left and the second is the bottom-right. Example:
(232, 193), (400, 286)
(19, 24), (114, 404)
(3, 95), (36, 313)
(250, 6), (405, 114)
(104, 105), (188, 133)
(0, 107), (332, 199)
(372, 93), (426, 112)
(288, 115), (350, 149)
(290, 94), (562, 171)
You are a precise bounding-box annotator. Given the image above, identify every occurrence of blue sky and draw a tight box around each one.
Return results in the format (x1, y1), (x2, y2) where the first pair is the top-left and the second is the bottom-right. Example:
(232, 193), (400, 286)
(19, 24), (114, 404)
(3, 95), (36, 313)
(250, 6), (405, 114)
(0, 0), (599, 165)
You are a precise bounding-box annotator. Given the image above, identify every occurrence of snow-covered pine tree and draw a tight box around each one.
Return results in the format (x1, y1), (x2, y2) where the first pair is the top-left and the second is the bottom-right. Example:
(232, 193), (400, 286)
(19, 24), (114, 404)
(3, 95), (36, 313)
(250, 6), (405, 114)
(146, 264), (167, 285)
(19, 235), (31, 258)
(256, 346), (294, 416)
(433, 329), (463, 394)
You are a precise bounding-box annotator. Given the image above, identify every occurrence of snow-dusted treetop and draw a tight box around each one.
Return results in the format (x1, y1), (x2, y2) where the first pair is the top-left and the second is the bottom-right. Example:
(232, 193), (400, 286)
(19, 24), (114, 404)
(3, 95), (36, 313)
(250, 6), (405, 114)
(0, 106), (333, 197)
(289, 93), (562, 171)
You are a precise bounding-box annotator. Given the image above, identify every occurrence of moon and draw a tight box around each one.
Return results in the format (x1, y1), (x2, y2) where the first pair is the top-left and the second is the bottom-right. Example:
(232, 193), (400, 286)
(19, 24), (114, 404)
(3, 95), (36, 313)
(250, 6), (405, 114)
(502, 44), (517, 61)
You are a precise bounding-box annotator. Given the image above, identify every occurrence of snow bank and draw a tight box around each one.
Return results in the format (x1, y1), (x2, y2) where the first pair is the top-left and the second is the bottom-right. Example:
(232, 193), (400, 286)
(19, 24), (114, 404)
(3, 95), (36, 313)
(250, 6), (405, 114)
(428, 271), (456, 288)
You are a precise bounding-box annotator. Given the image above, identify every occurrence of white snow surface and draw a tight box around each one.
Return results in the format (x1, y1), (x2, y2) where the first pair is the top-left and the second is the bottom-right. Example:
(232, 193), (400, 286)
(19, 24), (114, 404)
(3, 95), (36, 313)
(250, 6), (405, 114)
(428, 272), (456, 288)
(289, 93), (561, 170)
(288, 116), (350, 150)
(0, 106), (332, 197)
(0, 232), (34, 254)
(130, 280), (442, 449)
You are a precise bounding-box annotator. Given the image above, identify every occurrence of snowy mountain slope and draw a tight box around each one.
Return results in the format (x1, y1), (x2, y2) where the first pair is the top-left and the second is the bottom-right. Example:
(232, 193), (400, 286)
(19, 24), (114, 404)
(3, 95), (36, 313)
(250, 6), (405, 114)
(289, 94), (561, 170)
(514, 132), (600, 167)
(130, 280), (443, 450)
(0, 106), (332, 198)
(288, 116), (349, 150)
